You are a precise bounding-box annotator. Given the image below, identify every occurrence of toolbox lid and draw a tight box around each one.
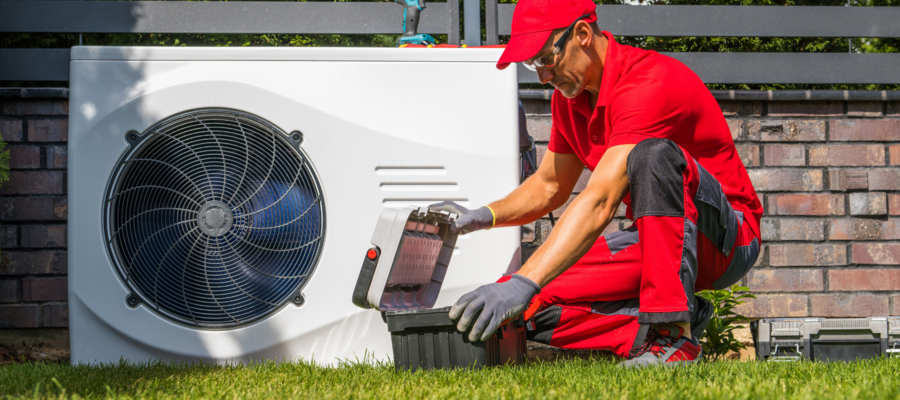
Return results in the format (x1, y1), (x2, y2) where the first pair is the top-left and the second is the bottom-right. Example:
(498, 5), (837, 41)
(351, 207), (459, 312)
(384, 306), (455, 332)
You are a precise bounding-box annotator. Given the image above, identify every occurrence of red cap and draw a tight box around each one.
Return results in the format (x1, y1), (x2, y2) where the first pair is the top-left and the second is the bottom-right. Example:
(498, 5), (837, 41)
(496, 0), (598, 70)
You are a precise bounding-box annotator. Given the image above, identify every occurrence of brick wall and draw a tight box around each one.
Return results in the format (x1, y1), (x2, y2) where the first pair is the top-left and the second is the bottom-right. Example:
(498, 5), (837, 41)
(521, 98), (900, 320)
(0, 99), (69, 337)
(0, 96), (897, 358)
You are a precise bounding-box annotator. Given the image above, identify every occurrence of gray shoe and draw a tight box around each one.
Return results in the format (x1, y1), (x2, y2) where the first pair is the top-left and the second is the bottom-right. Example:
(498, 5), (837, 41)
(691, 295), (714, 341)
(620, 324), (703, 368)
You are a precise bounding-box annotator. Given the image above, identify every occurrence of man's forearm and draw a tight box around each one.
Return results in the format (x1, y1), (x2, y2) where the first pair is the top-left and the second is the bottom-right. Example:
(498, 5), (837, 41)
(514, 190), (618, 286)
(512, 143), (634, 287)
(487, 175), (570, 228)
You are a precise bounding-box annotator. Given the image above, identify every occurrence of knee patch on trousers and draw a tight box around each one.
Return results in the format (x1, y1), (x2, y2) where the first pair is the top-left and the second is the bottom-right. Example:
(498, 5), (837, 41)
(626, 138), (688, 220)
(526, 305), (563, 345)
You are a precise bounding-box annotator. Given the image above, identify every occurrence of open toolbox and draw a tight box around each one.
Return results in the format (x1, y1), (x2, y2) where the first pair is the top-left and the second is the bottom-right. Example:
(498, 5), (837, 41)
(352, 206), (526, 371)
(754, 317), (900, 362)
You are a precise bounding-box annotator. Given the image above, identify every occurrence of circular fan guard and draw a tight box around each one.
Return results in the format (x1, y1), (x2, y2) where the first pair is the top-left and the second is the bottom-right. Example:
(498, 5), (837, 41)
(104, 109), (325, 328)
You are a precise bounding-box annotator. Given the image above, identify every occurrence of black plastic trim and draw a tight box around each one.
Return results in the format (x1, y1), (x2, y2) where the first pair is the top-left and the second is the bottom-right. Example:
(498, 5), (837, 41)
(351, 247), (379, 309)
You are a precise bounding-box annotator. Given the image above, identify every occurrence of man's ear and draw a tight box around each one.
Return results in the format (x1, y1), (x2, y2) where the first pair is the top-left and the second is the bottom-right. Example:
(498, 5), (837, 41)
(574, 20), (593, 48)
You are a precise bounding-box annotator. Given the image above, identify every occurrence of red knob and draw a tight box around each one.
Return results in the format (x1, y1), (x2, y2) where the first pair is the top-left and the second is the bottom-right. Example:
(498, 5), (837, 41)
(366, 249), (378, 260)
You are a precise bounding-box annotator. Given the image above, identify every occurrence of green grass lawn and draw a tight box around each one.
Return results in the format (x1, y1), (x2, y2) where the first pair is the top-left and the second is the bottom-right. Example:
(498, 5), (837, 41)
(2, 357), (899, 399)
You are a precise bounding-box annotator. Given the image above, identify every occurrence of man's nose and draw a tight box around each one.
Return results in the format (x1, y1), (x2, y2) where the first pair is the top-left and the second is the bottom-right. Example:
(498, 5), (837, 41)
(537, 68), (554, 85)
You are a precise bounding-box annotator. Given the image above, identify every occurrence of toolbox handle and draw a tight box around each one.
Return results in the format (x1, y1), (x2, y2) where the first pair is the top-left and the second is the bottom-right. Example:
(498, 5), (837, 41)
(889, 342), (900, 358)
(351, 247), (380, 309)
(769, 344), (802, 362)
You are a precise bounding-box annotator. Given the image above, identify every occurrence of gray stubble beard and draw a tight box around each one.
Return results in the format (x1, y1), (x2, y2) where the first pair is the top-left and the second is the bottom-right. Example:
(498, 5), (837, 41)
(554, 74), (585, 98)
(558, 82), (583, 98)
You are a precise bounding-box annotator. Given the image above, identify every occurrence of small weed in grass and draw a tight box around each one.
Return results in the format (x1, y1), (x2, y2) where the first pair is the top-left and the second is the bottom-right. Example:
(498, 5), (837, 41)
(697, 284), (755, 360)
(2, 357), (899, 399)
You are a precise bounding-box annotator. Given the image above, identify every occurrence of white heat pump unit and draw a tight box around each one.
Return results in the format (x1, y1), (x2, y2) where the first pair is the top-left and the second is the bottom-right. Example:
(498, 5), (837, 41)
(68, 47), (521, 365)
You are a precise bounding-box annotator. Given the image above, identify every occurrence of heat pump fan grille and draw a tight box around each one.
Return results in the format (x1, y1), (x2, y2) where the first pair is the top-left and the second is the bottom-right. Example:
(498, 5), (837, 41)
(104, 109), (325, 328)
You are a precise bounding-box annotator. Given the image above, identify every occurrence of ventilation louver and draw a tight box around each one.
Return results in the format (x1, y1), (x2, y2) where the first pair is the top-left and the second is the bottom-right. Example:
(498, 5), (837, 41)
(104, 109), (325, 328)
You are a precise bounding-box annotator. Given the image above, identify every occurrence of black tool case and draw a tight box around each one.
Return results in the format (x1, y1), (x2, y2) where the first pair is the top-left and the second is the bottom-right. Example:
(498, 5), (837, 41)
(352, 207), (526, 371)
(754, 317), (900, 362)
(386, 307), (526, 371)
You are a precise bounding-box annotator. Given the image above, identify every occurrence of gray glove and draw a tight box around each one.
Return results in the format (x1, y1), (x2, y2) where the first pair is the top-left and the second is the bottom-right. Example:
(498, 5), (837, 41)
(427, 201), (494, 234)
(449, 274), (541, 342)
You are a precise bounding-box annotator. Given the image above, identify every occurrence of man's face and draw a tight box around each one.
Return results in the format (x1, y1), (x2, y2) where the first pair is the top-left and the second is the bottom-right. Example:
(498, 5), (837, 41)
(529, 24), (592, 99)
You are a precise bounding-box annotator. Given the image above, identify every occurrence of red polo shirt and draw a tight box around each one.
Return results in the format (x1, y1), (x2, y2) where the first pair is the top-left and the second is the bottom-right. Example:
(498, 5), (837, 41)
(549, 32), (762, 236)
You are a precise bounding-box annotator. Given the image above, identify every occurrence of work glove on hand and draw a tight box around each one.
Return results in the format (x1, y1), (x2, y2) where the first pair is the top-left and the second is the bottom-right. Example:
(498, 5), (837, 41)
(449, 274), (540, 342)
(428, 201), (494, 234)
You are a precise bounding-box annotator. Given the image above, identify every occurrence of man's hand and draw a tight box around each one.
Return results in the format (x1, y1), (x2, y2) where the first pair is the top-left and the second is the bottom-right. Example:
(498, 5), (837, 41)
(428, 201), (494, 234)
(449, 274), (540, 342)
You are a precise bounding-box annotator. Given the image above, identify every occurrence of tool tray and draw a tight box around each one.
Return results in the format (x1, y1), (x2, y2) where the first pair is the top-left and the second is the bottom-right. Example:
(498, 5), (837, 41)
(352, 207), (526, 371)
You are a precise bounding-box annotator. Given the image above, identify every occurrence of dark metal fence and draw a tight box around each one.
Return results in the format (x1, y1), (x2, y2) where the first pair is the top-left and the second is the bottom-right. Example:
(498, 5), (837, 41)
(488, 4), (900, 84)
(2, 1), (899, 84)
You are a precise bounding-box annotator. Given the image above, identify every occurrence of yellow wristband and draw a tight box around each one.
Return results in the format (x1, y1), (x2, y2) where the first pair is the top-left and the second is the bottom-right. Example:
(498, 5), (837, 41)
(485, 205), (497, 230)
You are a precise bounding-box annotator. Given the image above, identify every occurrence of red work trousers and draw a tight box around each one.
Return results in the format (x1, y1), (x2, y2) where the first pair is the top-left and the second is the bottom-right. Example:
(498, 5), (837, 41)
(517, 139), (760, 359)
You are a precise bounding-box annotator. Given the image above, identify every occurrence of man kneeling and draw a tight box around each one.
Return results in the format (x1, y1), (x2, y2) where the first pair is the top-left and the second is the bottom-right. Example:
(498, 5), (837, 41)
(429, 0), (762, 366)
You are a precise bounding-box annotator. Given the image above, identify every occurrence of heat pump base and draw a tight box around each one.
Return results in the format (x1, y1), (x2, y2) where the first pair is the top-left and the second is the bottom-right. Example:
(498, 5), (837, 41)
(385, 306), (526, 371)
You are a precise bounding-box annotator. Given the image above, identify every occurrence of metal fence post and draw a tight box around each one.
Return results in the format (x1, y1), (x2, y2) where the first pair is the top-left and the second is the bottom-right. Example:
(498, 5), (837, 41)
(463, 0), (480, 46)
(485, 0), (498, 45)
(449, 0), (460, 45)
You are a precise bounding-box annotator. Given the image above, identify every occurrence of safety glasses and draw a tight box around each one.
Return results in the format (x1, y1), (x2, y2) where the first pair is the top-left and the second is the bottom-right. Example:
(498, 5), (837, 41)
(522, 14), (592, 72)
